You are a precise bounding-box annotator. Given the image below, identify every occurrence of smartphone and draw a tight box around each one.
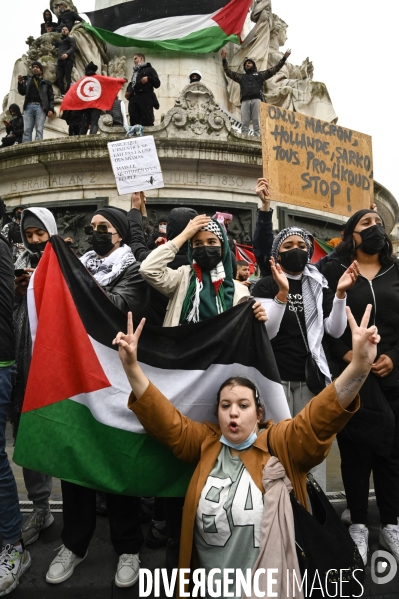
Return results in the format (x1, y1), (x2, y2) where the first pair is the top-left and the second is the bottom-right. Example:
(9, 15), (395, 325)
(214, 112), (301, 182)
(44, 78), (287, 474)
(15, 268), (26, 277)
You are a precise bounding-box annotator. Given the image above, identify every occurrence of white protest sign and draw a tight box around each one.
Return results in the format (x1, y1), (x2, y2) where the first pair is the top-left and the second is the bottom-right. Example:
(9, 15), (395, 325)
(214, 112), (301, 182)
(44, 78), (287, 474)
(107, 135), (164, 195)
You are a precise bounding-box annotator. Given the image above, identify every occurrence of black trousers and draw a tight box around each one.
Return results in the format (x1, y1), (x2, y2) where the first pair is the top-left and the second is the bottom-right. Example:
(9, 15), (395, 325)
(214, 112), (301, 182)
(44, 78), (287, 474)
(128, 94), (154, 127)
(337, 413), (399, 525)
(57, 58), (73, 95)
(61, 480), (143, 557)
(80, 109), (101, 135)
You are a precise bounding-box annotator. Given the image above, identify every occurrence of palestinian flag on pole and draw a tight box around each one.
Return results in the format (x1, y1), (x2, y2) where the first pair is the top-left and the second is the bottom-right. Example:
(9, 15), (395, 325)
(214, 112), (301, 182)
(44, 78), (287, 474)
(14, 237), (289, 497)
(83, 0), (252, 53)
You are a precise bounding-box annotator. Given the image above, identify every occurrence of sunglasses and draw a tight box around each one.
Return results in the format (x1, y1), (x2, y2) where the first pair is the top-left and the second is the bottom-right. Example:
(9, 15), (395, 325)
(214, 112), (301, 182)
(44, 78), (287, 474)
(84, 224), (109, 235)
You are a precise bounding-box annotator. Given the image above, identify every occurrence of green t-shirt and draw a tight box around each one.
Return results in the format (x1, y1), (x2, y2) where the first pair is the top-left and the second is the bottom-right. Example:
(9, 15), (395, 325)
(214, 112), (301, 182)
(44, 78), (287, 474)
(194, 445), (264, 598)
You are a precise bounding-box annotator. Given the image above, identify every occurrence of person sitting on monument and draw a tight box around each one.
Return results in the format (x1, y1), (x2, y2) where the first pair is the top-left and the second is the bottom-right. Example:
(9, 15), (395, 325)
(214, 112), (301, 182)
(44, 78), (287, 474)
(54, 25), (76, 97)
(1, 104), (24, 148)
(221, 48), (291, 136)
(46, 206), (149, 588)
(125, 53), (160, 127)
(17, 62), (54, 142)
(41, 8), (57, 34)
(55, 1), (83, 33)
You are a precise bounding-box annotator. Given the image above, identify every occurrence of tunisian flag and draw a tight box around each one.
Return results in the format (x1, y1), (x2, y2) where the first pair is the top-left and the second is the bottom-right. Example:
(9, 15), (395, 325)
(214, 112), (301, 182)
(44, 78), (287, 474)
(60, 75), (126, 111)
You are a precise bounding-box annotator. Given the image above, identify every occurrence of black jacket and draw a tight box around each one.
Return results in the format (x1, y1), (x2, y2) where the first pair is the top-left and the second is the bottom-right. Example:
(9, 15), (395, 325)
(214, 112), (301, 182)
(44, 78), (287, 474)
(252, 208), (274, 278)
(54, 35), (76, 59)
(6, 116), (24, 143)
(18, 77), (55, 114)
(223, 57), (286, 102)
(41, 20), (57, 34)
(127, 63), (160, 96)
(0, 235), (15, 361)
(57, 9), (83, 32)
(102, 261), (149, 318)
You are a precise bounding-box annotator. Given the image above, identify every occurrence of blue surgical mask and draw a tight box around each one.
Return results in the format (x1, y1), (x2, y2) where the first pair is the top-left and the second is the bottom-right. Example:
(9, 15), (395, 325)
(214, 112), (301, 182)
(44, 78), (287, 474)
(220, 424), (258, 451)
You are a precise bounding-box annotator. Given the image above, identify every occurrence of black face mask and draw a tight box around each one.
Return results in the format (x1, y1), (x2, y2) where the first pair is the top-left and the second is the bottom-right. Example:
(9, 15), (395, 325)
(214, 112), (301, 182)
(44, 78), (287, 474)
(91, 231), (115, 257)
(278, 248), (308, 273)
(355, 224), (386, 255)
(26, 240), (48, 253)
(192, 246), (222, 271)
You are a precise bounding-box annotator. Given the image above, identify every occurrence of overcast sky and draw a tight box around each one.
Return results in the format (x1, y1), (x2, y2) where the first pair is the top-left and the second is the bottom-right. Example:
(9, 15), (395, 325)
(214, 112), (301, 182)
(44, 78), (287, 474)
(1, 0), (397, 205)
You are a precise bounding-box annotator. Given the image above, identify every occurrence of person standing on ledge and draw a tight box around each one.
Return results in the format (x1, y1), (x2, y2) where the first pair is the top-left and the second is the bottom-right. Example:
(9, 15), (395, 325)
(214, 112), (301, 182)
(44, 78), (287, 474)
(221, 48), (291, 136)
(125, 53), (160, 127)
(54, 26), (76, 98)
(17, 62), (54, 142)
(55, 1), (83, 33)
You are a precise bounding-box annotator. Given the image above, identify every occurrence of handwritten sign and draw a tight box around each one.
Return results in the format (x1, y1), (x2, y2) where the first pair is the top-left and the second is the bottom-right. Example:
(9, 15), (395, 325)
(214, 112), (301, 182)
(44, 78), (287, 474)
(260, 103), (373, 216)
(107, 135), (164, 195)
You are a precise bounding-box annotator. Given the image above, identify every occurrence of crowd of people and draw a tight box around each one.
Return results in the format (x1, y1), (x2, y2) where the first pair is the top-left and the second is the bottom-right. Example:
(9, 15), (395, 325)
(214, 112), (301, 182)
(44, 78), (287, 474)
(0, 180), (398, 596)
(0, 3), (295, 147)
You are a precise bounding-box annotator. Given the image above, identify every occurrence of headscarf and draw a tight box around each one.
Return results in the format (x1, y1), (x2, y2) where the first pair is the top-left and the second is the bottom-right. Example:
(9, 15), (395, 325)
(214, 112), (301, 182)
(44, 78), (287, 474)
(93, 206), (130, 244)
(212, 211), (233, 232)
(18, 207), (57, 259)
(343, 208), (385, 240)
(180, 219), (235, 323)
(271, 226), (312, 261)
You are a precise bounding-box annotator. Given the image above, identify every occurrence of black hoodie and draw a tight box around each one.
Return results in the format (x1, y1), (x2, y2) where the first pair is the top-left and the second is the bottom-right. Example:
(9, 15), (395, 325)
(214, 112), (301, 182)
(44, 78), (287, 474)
(6, 104), (24, 143)
(41, 10), (57, 34)
(223, 56), (287, 102)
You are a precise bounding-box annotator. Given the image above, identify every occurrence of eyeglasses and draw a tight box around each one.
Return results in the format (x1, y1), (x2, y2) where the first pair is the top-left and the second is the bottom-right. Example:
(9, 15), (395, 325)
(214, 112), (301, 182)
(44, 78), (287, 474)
(85, 224), (109, 235)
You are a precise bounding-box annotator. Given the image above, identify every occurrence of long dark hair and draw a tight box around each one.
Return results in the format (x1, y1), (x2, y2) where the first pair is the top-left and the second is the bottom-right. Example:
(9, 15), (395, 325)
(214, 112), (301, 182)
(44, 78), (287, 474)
(336, 210), (396, 266)
(215, 376), (265, 421)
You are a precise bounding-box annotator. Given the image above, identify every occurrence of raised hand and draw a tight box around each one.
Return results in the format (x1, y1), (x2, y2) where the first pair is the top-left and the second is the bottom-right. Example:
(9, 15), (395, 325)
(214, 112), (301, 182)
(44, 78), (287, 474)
(336, 261), (359, 298)
(283, 49), (291, 59)
(347, 305), (379, 369)
(254, 177), (270, 202)
(221, 49), (227, 60)
(173, 214), (211, 249)
(270, 257), (289, 297)
(113, 313), (149, 397)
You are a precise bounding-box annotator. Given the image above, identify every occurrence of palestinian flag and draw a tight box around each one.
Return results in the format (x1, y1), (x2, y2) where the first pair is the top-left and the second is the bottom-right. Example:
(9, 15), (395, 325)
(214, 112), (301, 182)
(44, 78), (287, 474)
(14, 237), (290, 496)
(311, 238), (334, 264)
(83, 0), (252, 53)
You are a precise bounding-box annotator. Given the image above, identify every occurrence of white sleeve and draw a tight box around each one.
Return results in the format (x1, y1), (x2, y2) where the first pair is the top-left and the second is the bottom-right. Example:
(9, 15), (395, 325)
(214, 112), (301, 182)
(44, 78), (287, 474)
(140, 241), (184, 299)
(121, 101), (128, 127)
(323, 294), (347, 338)
(254, 297), (286, 340)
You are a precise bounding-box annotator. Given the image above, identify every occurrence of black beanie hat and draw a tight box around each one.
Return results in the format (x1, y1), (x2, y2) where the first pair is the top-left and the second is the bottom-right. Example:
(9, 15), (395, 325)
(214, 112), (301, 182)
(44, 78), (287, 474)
(85, 62), (98, 75)
(343, 208), (385, 240)
(31, 61), (44, 73)
(93, 206), (130, 243)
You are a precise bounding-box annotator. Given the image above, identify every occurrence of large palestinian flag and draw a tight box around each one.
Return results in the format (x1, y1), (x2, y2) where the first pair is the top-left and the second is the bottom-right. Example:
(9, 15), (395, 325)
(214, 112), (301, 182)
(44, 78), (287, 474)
(14, 237), (290, 496)
(83, 0), (252, 53)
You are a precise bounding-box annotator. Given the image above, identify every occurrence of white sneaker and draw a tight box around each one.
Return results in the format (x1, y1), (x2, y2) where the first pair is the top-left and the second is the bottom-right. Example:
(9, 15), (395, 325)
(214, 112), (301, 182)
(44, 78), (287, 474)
(115, 553), (140, 587)
(349, 524), (369, 565)
(0, 543), (31, 596)
(22, 509), (54, 546)
(341, 508), (352, 526)
(379, 524), (399, 563)
(46, 545), (87, 584)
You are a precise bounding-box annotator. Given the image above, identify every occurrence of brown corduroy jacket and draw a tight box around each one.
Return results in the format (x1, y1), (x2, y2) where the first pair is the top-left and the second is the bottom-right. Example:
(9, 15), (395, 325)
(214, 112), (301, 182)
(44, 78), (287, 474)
(129, 381), (359, 595)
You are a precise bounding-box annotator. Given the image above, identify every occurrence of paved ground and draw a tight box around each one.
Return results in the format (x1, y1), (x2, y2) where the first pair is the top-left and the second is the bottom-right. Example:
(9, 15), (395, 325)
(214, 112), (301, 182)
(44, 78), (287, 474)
(4, 424), (397, 598)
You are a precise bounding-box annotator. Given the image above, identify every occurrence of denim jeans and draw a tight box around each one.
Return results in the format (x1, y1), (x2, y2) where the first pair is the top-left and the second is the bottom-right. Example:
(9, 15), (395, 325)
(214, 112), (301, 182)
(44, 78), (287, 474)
(22, 103), (47, 142)
(0, 365), (22, 546)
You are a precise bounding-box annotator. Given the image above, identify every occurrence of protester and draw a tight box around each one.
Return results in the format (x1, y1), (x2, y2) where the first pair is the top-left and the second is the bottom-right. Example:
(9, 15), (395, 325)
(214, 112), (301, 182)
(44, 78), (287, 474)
(54, 25), (76, 97)
(322, 209), (399, 564)
(147, 217), (167, 250)
(128, 192), (198, 326)
(221, 48), (291, 136)
(235, 259), (251, 287)
(11, 208), (58, 546)
(17, 62), (54, 142)
(1, 206), (25, 262)
(140, 215), (266, 327)
(40, 9), (57, 34)
(113, 303), (379, 597)
(189, 69), (202, 83)
(252, 227), (358, 490)
(61, 109), (83, 136)
(1, 105), (24, 148)
(125, 53), (160, 127)
(55, 1), (83, 32)
(79, 62), (102, 135)
(0, 230), (30, 596)
(46, 206), (149, 588)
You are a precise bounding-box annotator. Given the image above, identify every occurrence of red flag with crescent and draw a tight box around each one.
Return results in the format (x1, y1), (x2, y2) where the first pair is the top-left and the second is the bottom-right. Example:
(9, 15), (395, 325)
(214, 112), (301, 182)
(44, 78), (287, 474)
(60, 75), (127, 111)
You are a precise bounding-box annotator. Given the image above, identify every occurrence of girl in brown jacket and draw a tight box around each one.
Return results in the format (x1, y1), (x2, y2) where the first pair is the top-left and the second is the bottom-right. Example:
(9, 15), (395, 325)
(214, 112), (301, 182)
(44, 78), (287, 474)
(113, 305), (379, 597)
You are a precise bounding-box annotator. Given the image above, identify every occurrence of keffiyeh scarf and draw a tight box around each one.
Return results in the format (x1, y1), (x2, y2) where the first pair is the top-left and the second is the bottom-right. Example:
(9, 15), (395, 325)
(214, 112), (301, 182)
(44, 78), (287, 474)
(80, 245), (136, 287)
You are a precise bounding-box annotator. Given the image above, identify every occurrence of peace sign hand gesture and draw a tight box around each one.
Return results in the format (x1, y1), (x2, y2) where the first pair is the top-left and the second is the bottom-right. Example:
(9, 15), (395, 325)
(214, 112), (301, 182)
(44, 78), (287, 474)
(347, 304), (379, 369)
(113, 313), (149, 398)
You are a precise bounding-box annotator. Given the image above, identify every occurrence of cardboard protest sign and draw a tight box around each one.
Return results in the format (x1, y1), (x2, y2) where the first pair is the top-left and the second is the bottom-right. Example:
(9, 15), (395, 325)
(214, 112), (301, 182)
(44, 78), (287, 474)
(107, 136), (164, 195)
(260, 103), (373, 217)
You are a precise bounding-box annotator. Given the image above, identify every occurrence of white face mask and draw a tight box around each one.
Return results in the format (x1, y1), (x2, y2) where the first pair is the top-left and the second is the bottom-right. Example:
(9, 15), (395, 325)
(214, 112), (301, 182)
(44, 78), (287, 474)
(220, 422), (258, 451)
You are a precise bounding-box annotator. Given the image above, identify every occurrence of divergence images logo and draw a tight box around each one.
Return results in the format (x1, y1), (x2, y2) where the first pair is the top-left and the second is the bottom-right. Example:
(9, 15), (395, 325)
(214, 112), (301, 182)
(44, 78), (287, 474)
(371, 550), (398, 585)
